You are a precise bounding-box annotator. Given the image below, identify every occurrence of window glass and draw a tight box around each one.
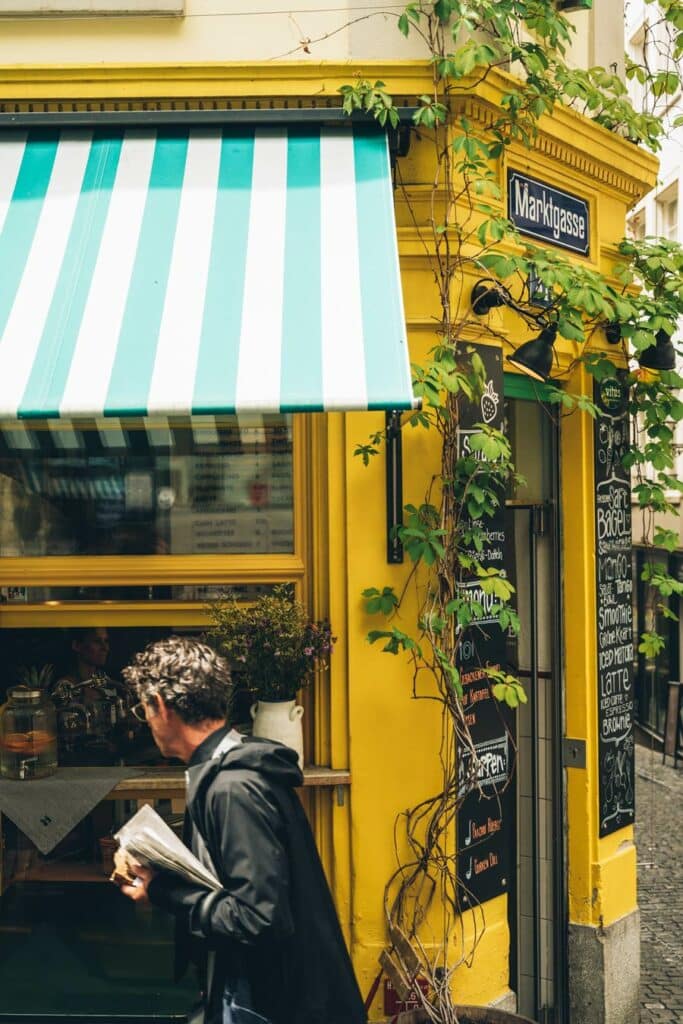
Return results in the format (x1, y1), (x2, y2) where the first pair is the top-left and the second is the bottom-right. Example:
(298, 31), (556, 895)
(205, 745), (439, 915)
(0, 583), (278, 604)
(0, 416), (294, 557)
(659, 195), (678, 240)
(0, 625), (204, 1018)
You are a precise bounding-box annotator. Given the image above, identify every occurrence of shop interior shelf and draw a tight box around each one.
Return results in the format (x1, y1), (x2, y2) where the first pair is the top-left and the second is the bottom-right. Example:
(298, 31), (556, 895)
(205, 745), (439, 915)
(104, 764), (351, 801)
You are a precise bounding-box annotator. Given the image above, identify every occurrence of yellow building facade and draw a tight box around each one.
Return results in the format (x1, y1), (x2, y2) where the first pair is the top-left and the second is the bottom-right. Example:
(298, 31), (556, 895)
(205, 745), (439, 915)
(0, 8), (657, 1021)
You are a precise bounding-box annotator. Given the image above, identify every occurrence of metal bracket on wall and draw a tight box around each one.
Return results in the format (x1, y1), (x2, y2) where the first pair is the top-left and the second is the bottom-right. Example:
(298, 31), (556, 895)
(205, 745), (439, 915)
(385, 410), (404, 564)
(562, 737), (586, 769)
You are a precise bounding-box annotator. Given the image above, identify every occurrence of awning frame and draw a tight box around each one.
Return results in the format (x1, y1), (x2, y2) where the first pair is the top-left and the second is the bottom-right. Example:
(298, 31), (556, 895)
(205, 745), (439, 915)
(0, 106), (419, 130)
(0, 107), (415, 168)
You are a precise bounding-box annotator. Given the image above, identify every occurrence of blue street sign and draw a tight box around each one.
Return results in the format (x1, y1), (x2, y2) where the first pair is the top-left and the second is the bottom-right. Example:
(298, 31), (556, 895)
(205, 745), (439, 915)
(508, 169), (590, 256)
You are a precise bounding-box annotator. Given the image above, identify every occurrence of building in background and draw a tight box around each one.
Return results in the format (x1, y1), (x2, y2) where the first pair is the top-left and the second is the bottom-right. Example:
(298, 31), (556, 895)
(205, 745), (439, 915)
(626, 0), (683, 752)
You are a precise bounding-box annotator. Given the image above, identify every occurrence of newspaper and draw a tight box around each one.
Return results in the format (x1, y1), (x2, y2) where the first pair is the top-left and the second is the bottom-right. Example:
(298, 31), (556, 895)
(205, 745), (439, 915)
(114, 803), (221, 891)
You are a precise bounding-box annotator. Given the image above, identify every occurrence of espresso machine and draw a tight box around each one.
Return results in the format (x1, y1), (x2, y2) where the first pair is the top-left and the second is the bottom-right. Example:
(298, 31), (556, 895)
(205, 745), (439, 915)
(51, 671), (138, 761)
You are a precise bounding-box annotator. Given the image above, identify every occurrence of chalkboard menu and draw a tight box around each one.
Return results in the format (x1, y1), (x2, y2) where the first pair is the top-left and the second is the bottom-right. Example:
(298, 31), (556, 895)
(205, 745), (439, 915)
(456, 345), (515, 905)
(594, 375), (635, 837)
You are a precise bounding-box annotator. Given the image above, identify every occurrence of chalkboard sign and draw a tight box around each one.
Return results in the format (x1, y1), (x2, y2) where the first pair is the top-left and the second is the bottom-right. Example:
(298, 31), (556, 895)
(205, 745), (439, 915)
(456, 345), (515, 905)
(594, 375), (635, 837)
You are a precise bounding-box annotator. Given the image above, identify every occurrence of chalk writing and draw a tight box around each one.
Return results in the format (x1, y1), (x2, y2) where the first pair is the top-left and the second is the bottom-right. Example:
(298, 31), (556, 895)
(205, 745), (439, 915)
(594, 376), (635, 836)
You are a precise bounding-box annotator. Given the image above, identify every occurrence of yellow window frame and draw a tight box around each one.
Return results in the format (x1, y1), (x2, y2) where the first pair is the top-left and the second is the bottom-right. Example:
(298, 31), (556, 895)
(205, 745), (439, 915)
(0, 415), (310, 629)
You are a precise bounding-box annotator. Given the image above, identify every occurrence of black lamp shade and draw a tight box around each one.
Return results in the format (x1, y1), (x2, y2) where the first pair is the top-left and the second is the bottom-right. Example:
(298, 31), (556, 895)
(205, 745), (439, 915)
(507, 324), (558, 382)
(638, 330), (676, 372)
(471, 282), (507, 315)
(605, 322), (621, 345)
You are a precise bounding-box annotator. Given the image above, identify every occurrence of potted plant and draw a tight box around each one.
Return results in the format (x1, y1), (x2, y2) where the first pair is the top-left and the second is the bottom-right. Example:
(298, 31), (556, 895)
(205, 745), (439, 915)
(207, 586), (334, 767)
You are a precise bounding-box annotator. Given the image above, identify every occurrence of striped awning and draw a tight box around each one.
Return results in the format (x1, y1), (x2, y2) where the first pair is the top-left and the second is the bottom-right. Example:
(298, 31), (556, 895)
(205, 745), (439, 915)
(0, 413), (290, 457)
(0, 126), (415, 420)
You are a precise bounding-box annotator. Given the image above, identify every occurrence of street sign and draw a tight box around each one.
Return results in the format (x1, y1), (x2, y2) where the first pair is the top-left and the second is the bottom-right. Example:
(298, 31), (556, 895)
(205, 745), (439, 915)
(508, 169), (590, 256)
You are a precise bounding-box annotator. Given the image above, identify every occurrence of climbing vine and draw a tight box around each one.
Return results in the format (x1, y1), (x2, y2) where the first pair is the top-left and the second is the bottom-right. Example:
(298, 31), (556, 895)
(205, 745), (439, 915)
(340, 2), (683, 1021)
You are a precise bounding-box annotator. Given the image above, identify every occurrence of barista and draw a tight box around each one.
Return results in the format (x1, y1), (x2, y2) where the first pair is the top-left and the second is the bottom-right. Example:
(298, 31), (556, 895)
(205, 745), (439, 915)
(57, 627), (111, 696)
(52, 628), (133, 761)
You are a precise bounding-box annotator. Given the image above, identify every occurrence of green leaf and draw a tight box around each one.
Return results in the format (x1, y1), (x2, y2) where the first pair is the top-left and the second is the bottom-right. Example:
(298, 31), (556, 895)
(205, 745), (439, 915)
(639, 631), (666, 658)
(654, 527), (679, 553)
(557, 317), (585, 343)
(354, 443), (379, 465)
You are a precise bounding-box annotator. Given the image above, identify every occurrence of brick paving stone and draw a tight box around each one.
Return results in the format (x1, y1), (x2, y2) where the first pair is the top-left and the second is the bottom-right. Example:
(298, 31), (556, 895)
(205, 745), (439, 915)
(636, 744), (683, 1023)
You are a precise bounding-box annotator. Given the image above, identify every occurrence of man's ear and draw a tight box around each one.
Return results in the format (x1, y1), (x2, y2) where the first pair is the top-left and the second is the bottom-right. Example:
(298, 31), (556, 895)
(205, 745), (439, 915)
(152, 693), (170, 720)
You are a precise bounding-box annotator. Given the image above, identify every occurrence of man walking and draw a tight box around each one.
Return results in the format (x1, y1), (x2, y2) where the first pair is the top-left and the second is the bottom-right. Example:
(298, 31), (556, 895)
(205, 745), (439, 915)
(119, 636), (365, 1024)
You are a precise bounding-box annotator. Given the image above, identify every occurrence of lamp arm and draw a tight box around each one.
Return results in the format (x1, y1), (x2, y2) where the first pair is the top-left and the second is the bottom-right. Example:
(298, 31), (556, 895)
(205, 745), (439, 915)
(472, 277), (550, 329)
(503, 294), (549, 329)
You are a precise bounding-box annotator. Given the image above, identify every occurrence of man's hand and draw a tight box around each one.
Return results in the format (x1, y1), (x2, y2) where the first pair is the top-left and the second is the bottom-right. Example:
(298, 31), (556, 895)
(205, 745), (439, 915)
(119, 862), (157, 905)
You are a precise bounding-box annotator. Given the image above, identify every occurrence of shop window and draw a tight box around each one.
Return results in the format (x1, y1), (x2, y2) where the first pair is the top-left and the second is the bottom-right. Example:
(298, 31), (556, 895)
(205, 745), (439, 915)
(634, 547), (681, 739)
(0, 411), (329, 1019)
(0, 415), (294, 559)
(0, 624), (205, 1018)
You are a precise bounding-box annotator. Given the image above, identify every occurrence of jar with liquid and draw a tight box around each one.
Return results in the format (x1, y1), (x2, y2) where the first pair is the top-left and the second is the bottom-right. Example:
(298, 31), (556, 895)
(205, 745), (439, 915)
(0, 687), (58, 780)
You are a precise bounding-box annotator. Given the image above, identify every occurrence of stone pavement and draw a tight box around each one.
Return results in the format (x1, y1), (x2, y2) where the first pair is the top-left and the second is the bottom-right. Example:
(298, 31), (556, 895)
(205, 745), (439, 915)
(635, 742), (683, 1023)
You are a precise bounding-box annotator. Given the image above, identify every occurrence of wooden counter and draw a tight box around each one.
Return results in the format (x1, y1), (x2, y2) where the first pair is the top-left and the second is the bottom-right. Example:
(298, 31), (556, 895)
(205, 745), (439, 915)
(106, 765), (351, 801)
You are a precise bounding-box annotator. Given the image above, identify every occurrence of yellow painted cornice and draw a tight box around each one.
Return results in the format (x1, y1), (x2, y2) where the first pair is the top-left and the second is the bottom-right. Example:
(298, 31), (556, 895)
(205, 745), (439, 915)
(0, 59), (658, 201)
(460, 66), (658, 192)
(0, 59), (434, 98)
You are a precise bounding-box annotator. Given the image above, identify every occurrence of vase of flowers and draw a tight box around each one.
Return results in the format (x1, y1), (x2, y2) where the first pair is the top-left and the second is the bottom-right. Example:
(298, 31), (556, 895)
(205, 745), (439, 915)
(207, 587), (334, 767)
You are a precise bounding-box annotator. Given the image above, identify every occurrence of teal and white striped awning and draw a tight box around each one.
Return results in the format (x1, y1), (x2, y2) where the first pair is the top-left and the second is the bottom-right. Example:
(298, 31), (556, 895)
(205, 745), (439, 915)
(0, 126), (415, 419)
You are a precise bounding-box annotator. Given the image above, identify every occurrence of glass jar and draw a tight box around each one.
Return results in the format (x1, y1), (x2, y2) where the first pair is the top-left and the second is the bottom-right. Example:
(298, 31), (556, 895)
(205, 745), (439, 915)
(0, 687), (58, 780)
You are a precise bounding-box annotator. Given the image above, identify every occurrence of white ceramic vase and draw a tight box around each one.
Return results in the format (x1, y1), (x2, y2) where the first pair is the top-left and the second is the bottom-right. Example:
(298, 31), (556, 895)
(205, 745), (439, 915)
(250, 698), (304, 768)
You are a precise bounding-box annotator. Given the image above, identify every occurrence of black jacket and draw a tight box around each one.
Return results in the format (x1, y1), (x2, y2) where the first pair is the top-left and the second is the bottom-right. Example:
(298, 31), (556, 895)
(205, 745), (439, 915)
(148, 729), (366, 1024)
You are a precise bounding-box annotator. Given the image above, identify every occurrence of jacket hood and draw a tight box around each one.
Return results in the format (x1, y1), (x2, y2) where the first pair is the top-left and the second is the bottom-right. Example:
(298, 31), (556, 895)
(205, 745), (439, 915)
(186, 735), (303, 806)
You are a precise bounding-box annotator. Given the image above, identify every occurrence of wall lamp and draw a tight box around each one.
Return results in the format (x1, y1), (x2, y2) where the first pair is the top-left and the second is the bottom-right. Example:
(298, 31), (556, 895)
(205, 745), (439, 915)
(639, 330), (676, 372)
(603, 322), (676, 372)
(471, 280), (559, 383)
(604, 322), (622, 345)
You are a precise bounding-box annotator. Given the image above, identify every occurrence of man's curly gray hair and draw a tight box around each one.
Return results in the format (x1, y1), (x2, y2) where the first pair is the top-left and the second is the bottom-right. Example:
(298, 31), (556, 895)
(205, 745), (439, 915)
(123, 636), (231, 725)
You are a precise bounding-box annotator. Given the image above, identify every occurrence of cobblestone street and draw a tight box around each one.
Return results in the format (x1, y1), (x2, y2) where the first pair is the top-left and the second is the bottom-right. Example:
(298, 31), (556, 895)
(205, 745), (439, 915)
(636, 743), (683, 1023)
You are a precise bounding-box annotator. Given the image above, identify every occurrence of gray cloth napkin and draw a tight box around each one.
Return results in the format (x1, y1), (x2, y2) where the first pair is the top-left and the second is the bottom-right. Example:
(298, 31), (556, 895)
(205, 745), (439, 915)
(0, 767), (134, 854)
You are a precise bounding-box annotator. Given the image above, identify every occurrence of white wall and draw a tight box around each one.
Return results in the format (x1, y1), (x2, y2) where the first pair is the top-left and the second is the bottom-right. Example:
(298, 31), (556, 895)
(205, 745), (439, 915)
(0, 0), (622, 71)
(0, 1), (421, 65)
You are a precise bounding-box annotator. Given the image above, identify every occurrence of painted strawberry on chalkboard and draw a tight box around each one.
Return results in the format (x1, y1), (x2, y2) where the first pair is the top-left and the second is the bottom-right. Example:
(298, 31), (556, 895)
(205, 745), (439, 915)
(480, 380), (499, 424)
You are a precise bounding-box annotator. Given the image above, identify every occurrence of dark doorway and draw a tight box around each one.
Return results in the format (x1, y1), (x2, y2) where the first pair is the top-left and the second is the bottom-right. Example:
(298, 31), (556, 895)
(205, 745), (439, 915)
(504, 386), (566, 1023)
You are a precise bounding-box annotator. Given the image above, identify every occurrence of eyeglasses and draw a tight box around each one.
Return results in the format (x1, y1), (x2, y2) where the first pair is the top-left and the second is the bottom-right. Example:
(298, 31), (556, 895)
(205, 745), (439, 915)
(131, 702), (148, 723)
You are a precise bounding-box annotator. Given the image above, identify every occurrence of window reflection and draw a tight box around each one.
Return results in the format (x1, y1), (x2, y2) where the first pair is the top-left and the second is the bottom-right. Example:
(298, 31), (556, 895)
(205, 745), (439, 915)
(0, 417), (294, 557)
(0, 583), (280, 604)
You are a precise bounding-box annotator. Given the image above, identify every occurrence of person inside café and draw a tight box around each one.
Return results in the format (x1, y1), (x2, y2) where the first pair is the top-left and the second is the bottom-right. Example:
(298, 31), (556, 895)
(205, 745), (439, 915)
(52, 627), (136, 763)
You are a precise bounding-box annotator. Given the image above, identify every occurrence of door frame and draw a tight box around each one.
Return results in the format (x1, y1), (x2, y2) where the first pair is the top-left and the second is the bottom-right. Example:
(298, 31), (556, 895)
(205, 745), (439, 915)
(504, 375), (568, 1023)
